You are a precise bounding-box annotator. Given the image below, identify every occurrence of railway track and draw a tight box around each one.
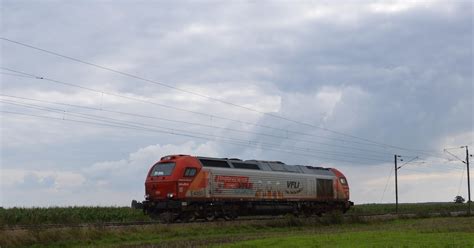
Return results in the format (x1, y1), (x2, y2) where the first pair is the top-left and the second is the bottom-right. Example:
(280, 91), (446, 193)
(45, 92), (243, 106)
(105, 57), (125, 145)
(0, 215), (282, 231)
(2, 211), (468, 231)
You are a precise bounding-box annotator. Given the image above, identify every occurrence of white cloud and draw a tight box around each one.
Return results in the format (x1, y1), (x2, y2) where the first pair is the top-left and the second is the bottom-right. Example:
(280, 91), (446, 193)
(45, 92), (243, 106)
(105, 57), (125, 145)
(84, 141), (219, 185)
(1, 141), (219, 207)
(1, 169), (85, 190)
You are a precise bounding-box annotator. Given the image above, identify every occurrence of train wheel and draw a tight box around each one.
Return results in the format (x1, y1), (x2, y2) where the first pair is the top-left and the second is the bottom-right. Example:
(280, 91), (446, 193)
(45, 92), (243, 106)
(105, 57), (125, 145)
(160, 212), (175, 223)
(205, 211), (216, 221)
(223, 209), (238, 221)
(224, 213), (237, 221)
(223, 213), (232, 221)
(181, 212), (197, 223)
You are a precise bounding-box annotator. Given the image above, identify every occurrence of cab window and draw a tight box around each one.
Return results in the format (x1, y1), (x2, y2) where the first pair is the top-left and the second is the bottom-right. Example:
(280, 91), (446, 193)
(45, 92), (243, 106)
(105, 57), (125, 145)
(184, 167), (197, 177)
(150, 162), (175, 176)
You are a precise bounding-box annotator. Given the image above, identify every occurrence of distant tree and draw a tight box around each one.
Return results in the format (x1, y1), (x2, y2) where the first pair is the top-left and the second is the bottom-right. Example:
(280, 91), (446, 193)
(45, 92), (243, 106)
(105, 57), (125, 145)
(454, 195), (465, 204)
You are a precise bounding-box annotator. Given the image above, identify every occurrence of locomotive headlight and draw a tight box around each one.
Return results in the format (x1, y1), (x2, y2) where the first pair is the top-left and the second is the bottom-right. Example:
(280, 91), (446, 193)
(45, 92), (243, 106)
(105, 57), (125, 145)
(167, 193), (175, 199)
(145, 194), (150, 200)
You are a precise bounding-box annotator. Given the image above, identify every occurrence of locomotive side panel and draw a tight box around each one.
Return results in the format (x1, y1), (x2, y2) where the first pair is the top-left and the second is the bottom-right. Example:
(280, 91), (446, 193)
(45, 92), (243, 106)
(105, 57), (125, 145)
(197, 167), (335, 201)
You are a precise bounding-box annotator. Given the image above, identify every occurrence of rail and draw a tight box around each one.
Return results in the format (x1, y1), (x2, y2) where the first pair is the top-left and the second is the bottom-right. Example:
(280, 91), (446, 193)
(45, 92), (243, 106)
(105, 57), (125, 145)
(1, 211), (468, 231)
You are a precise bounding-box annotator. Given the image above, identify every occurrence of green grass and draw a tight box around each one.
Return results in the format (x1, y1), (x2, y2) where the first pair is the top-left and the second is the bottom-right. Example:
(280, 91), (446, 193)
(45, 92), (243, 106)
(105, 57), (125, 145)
(348, 202), (469, 216)
(1, 215), (473, 247)
(0, 206), (149, 226)
(219, 231), (474, 248)
(1, 202), (469, 226)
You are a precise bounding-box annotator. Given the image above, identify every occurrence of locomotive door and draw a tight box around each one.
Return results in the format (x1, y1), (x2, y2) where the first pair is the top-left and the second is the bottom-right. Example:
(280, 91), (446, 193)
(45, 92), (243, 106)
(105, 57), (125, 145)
(316, 178), (334, 200)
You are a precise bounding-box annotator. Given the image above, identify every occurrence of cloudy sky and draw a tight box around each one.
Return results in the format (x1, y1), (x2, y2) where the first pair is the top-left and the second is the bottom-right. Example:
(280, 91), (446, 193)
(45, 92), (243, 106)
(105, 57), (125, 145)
(0, 0), (472, 207)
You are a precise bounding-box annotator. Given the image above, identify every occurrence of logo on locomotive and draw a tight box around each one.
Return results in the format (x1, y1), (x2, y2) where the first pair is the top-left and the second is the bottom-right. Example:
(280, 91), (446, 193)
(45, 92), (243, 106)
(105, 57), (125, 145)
(214, 175), (253, 189)
(285, 180), (303, 194)
(213, 175), (254, 195)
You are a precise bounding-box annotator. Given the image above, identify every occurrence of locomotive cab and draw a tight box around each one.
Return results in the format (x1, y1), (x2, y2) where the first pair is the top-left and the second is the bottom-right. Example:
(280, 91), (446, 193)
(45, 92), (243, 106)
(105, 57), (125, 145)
(145, 161), (177, 200)
(145, 155), (201, 202)
(330, 168), (353, 211)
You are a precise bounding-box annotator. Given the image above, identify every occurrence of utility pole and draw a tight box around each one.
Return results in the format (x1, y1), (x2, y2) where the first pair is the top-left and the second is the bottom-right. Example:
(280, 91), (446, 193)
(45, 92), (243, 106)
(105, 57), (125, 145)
(445, 146), (472, 216)
(392, 156), (419, 214)
(463, 146), (471, 216)
(394, 155), (400, 214)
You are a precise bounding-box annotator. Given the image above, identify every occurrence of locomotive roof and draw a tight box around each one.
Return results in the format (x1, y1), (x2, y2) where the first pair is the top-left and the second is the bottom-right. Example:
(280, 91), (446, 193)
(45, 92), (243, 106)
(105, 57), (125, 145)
(196, 156), (335, 176)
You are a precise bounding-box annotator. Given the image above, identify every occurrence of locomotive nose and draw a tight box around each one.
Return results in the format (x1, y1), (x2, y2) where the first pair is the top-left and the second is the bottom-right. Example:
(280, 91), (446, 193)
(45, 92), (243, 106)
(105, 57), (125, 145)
(145, 180), (177, 200)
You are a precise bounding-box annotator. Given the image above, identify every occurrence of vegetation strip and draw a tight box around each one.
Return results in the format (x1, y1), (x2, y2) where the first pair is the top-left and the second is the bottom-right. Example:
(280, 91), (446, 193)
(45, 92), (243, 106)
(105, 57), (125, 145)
(1, 214), (473, 247)
(218, 231), (474, 248)
(2, 210), (469, 231)
(1, 216), (286, 231)
(1, 202), (469, 226)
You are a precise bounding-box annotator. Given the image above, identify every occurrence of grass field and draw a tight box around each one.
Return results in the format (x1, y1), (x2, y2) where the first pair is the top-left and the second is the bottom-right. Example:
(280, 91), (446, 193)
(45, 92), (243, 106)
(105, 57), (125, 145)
(1, 214), (473, 247)
(347, 202), (469, 216)
(220, 231), (473, 248)
(0, 206), (149, 226)
(1, 202), (470, 226)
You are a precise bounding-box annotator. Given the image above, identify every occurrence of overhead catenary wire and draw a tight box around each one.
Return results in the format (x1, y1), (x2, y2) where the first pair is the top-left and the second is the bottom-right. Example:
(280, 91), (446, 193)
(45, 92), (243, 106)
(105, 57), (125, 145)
(3, 99), (462, 196)
(414, 163), (464, 172)
(380, 166), (393, 203)
(419, 158), (465, 171)
(400, 168), (444, 173)
(1, 69), (433, 161)
(0, 94), (401, 158)
(2, 99), (387, 163)
(402, 157), (465, 173)
(457, 166), (465, 196)
(402, 166), (459, 173)
(397, 156), (464, 172)
(1, 99), (394, 163)
(381, 160), (464, 203)
(0, 67), (389, 148)
(444, 147), (465, 150)
(1, 110), (397, 165)
(3, 100), (455, 172)
(0, 71), (37, 79)
(397, 156), (420, 170)
(0, 68), (449, 162)
(0, 37), (446, 157)
(443, 148), (466, 164)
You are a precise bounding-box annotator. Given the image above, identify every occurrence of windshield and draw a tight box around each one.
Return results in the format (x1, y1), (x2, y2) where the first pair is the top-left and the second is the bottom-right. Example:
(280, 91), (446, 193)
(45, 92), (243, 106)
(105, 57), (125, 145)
(150, 162), (176, 176)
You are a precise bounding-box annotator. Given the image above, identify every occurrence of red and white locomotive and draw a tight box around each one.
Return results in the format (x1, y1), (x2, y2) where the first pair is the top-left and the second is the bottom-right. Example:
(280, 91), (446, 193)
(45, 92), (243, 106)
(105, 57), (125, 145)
(137, 154), (353, 222)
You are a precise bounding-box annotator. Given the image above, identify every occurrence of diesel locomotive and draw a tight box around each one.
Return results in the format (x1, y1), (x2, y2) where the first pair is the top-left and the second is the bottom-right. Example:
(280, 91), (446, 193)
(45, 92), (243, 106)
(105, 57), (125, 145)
(134, 154), (353, 222)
